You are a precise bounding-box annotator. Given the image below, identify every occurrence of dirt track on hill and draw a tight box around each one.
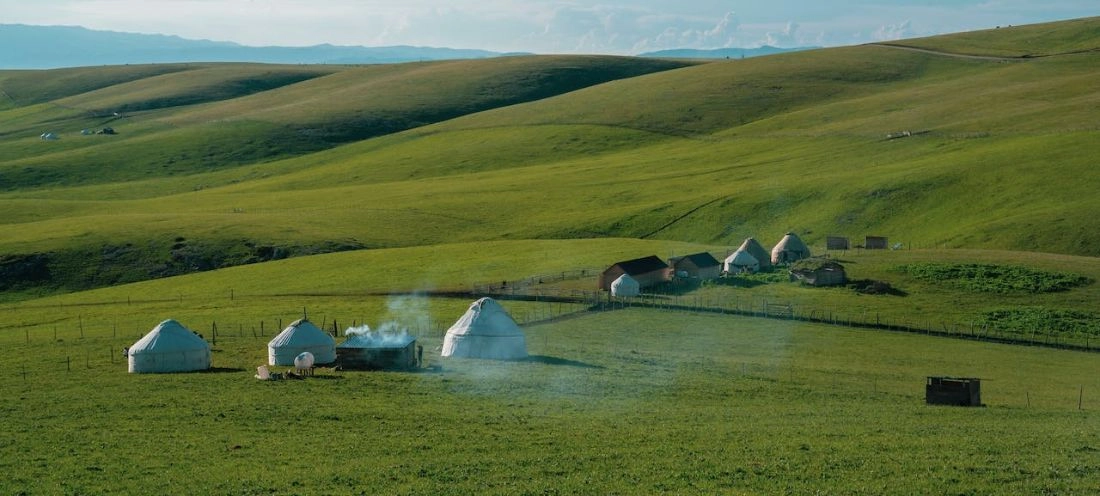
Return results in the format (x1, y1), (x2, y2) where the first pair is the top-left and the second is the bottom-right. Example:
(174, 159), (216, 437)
(873, 42), (1100, 61)
(871, 43), (1024, 61)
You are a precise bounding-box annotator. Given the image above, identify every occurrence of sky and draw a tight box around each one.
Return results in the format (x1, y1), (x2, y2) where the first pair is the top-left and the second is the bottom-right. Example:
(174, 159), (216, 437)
(1, 1), (1096, 54)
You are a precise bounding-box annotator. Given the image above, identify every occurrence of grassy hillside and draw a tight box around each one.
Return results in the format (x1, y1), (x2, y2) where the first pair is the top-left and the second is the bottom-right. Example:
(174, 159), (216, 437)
(0, 56), (693, 190)
(877, 16), (1100, 58)
(0, 18), (1098, 298)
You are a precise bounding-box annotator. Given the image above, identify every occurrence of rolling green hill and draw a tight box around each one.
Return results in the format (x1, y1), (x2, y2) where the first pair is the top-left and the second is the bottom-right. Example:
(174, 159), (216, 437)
(0, 18), (1098, 297)
(2, 19), (1100, 494)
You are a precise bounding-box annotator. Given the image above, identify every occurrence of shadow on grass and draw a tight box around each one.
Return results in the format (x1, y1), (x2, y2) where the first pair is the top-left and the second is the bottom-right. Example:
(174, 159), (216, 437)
(299, 374), (344, 380)
(202, 367), (247, 374)
(521, 355), (604, 369)
(706, 277), (770, 289)
(848, 279), (908, 296)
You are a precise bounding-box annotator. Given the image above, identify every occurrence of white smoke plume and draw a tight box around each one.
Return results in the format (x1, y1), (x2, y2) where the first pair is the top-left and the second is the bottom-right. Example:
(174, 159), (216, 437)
(343, 322), (413, 347)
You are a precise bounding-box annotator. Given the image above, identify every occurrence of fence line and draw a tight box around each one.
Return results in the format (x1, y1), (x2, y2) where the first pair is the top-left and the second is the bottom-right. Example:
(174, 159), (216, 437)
(6, 283), (1095, 353)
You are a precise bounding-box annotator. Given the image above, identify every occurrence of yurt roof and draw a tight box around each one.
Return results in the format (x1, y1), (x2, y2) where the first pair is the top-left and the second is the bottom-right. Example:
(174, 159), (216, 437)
(130, 319), (208, 353)
(773, 232), (810, 253)
(445, 297), (524, 337)
(737, 238), (771, 265)
(725, 250), (759, 265)
(269, 318), (335, 348)
(611, 273), (640, 288)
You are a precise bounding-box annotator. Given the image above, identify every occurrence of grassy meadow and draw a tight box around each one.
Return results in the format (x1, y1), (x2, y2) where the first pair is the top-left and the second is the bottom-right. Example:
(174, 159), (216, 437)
(1, 16), (1100, 495)
(2, 307), (1100, 494)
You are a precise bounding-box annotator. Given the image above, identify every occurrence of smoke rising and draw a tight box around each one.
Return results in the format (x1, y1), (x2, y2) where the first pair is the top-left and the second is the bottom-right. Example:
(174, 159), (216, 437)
(343, 323), (414, 347)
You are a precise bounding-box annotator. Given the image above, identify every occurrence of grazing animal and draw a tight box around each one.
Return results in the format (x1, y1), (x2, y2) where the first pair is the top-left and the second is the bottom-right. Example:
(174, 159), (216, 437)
(293, 351), (315, 377)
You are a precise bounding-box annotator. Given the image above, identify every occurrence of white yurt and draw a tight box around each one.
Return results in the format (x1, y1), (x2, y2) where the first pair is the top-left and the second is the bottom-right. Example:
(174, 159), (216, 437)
(737, 237), (772, 270)
(723, 249), (760, 274)
(128, 319), (211, 373)
(610, 273), (641, 297)
(441, 297), (527, 360)
(268, 318), (336, 366)
(771, 232), (812, 264)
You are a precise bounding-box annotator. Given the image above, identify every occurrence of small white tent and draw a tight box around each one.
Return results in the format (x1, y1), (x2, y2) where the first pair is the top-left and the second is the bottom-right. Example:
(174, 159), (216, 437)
(610, 273), (641, 297)
(441, 297), (527, 360)
(738, 237), (772, 270)
(268, 318), (336, 366)
(724, 250), (760, 274)
(771, 232), (812, 264)
(128, 319), (211, 373)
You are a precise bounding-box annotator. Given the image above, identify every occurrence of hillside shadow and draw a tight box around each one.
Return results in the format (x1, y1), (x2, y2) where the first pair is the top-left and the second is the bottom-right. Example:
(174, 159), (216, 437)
(521, 355), (604, 369)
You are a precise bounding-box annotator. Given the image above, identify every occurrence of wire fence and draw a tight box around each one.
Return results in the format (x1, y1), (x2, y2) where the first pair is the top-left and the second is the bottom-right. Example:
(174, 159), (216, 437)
(6, 311), (1096, 411)
(3, 263), (1097, 393)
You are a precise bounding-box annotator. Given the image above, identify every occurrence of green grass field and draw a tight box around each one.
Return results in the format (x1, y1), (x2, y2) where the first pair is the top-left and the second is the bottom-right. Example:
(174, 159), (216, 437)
(3, 307), (1099, 494)
(2, 17), (1100, 494)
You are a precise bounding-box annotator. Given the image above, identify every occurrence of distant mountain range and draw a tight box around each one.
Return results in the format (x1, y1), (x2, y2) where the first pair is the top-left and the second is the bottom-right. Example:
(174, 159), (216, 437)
(1, 24), (816, 69)
(638, 46), (819, 59)
(0, 24), (515, 69)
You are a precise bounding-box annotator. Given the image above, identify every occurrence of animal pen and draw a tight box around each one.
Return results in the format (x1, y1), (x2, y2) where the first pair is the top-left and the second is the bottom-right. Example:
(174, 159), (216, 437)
(336, 335), (418, 371)
(865, 236), (889, 250)
(826, 236), (850, 250)
(926, 376), (982, 406)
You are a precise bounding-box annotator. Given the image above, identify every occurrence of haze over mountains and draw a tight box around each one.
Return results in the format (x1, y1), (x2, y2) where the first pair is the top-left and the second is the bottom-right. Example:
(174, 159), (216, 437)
(0, 24), (810, 69)
(0, 24), (510, 69)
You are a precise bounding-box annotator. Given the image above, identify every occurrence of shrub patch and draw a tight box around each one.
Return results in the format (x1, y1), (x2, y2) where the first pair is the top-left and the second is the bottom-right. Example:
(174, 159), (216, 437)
(896, 263), (1091, 294)
(978, 307), (1100, 337)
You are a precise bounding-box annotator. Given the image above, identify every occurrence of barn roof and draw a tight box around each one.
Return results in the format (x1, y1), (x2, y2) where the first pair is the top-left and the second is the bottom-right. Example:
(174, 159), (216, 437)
(669, 252), (721, 269)
(609, 255), (669, 275)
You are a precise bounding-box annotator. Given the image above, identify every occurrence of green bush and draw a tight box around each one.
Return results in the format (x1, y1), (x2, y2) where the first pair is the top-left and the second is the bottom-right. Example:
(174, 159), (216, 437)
(896, 262), (1091, 293)
(979, 307), (1100, 337)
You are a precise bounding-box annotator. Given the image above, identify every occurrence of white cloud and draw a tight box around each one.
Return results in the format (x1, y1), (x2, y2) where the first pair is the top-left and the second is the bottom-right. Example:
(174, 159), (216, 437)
(1, 0), (1097, 53)
(765, 21), (801, 47)
(872, 19), (917, 41)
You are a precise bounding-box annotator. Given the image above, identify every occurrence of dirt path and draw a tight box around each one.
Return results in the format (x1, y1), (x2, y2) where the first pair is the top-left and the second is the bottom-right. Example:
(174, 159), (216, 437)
(870, 43), (1023, 61)
(874, 42), (1100, 61)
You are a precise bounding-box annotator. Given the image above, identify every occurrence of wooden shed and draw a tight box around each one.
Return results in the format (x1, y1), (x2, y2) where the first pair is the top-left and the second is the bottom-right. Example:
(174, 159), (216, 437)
(926, 377), (982, 406)
(789, 258), (847, 286)
(336, 336), (418, 371)
(865, 236), (889, 250)
(668, 252), (722, 280)
(599, 256), (671, 291)
(826, 236), (850, 250)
